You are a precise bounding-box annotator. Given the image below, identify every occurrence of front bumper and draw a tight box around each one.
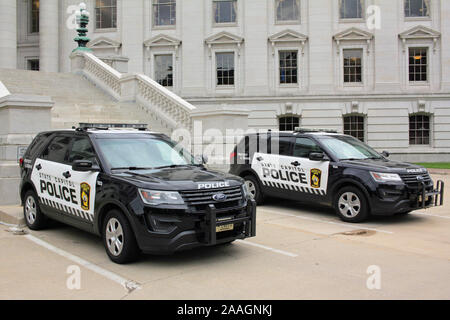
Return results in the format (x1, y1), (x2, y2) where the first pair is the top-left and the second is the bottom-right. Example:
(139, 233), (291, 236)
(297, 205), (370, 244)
(132, 199), (257, 254)
(370, 179), (444, 215)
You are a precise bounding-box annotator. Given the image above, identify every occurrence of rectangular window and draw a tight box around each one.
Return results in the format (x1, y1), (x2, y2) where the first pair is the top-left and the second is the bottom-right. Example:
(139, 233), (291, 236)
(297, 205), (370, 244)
(155, 54), (173, 87)
(409, 48), (428, 82)
(30, 0), (40, 33)
(409, 114), (430, 145)
(27, 59), (40, 71)
(279, 51), (298, 84)
(96, 0), (117, 29)
(344, 115), (365, 142)
(153, 0), (176, 26)
(293, 138), (322, 158)
(279, 116), (300, 131)
(276, 0), (300, 22)
(343, 49), (363, 83)
(214, 0), (237, 24)
(41, 136), (72, 164)
(405, 0), (429, 17)
(340, 0), (363, 19)
(216, 52), (235, 86)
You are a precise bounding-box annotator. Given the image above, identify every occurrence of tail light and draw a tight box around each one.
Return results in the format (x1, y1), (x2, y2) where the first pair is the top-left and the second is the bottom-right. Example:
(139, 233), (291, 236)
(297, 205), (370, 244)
(230, 151), (236, 163)
(19, 158), (24, 168)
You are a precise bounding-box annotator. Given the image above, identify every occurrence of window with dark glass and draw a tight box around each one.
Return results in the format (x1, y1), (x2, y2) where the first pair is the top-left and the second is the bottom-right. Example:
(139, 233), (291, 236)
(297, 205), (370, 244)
(155, 55), (173, 87)
(405, 0), (429, 17)
(214, 0), (237, 24)
(343, 49), (363, 83)
(96, 0), (117, 29)
(340, 0), (363, 19)
(153, 0), (176, 26)
(269, 136), (292, 156)
(279, 116), (300, 131)
(409, 48), (428, 82)
(68, 137), (98, 164)
(41, 136), (71, 163)
(216, 52), (235, 86)
(343, 115), (365, 142)
(293, 138), (322, 158)
(409, 114), (430, 145)
(30, 0), (40, 33)
(276, 0), (299, 22)
(27, 59), (40, 71)
(279, 51), (298, 84)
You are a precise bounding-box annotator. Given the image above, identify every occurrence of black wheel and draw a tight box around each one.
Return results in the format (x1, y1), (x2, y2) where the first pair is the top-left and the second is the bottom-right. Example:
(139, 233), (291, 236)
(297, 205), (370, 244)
(23, 190), (47, 230)
(102, 210), (140, 264)
(334, 186), (369, 223)
(243, 175), (265, 205)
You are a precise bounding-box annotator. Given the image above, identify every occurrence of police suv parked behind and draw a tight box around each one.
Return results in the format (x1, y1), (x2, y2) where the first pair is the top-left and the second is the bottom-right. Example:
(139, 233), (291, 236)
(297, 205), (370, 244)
(230, 129), (444, 223)
(20, 124), (256, 263)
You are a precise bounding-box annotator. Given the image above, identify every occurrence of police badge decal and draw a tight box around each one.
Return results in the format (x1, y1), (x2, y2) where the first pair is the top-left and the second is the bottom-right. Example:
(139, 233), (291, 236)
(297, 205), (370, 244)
(80, 183), (91, 211)
(310, 169), (322, 188)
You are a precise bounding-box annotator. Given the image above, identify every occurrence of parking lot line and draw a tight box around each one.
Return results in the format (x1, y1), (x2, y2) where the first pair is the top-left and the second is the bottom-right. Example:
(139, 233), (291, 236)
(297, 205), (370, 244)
(24, 234), (141, 292)
(236, 239), (298, 257)
(259, 209), (394, 235)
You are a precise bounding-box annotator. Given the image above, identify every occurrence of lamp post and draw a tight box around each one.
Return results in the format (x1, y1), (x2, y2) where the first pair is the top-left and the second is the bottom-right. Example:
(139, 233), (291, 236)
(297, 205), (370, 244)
(73, 2), (92, 52)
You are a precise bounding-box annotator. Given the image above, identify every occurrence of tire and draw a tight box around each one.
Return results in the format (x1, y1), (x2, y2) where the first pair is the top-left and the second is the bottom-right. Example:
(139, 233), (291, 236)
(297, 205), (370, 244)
(102, 210), (140, 264)
(334, 186), (369, 223)
(23, 190), (47, 230)
(243, 175), (265, 205)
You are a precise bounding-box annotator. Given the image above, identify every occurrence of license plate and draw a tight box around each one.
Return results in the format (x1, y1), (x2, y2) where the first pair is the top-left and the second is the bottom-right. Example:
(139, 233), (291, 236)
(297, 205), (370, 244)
(216, 224), (234, 233)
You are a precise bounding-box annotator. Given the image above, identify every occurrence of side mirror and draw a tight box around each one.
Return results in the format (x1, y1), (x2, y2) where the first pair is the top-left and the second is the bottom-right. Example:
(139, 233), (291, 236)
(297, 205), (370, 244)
(382, 151), (390, 158)
(309, 152), (326, 161)
(195, 155), (208, 165)
(72, 160), (100, 172)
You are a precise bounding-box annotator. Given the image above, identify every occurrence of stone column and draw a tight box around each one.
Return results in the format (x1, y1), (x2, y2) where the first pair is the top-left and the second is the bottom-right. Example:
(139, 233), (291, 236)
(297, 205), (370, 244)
(39, 0), (60, 72)
(0, 0), (17, 69)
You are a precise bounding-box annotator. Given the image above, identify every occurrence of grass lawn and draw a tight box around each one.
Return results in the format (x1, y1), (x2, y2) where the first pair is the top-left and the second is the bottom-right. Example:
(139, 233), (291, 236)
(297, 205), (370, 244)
(415, 163), (450, 169)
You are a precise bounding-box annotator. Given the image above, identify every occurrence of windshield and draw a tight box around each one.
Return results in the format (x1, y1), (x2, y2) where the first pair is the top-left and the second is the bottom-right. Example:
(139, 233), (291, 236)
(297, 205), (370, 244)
(317, 135), (383, 160)
(96, 137), (196, 170)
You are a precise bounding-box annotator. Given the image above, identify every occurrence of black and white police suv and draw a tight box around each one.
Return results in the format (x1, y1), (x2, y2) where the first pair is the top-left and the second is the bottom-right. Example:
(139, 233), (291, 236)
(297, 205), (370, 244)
(230, 128), (444, 223)
(19, 124), (256, 263)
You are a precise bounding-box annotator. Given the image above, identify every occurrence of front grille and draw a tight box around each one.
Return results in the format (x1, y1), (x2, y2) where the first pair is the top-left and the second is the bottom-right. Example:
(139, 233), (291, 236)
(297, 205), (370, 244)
(181, 186), (244, 212)
(399, 172), (432, 185)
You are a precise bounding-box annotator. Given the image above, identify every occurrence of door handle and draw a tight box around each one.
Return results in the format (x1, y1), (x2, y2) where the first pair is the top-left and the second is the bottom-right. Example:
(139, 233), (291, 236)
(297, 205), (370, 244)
(256, 156), (264, 162)
(63, 171), (71, 179)
(35, 164), (42, 171)
(291, 161), (300, 167)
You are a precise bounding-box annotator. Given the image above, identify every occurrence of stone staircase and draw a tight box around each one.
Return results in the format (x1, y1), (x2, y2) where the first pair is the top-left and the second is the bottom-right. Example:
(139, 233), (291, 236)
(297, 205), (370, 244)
(0, 68), (171, 134)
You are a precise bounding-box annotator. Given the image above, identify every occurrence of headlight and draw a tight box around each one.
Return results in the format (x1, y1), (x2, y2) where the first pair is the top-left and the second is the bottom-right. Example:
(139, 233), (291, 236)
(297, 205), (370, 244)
(242, 183), (249, 198)
(370, 172), (402, 183)
(138, 189), (185, 206)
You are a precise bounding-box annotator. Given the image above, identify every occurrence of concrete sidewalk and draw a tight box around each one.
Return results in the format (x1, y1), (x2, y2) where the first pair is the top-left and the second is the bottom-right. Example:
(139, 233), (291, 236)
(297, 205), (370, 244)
(0, 206), (24, 226)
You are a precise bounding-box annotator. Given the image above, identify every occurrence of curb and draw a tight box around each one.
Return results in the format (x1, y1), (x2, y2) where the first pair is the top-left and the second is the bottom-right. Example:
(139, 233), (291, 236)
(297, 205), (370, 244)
(0, 207), (25, 226)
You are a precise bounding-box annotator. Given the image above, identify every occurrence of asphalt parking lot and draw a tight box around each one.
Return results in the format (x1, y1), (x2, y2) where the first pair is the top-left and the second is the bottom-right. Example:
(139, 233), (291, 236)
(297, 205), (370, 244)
(1, 174), (449, 300)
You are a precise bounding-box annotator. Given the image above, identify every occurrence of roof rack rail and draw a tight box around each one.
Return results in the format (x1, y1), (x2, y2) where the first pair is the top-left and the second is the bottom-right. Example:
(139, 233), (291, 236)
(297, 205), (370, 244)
(78, 123), (148, 131)
(294, 127), (338, 134)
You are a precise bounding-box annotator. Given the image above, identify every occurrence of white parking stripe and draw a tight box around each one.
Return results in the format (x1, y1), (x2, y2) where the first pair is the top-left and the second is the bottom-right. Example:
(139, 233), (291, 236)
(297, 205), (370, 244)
(261, 210), (394, 234)
(24, 234), (141, 292)
(236, 240), (298, 257)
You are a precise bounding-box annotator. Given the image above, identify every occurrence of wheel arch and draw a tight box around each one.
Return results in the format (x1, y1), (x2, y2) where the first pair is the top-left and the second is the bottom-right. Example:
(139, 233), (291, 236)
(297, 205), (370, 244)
(95, 200), (137, 236)
(20, 181), (38, 206)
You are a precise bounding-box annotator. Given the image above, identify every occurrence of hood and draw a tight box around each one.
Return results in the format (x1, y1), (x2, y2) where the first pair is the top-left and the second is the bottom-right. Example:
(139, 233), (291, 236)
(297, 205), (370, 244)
(112, 166), (243, 191)
(341, 158), (426, 173)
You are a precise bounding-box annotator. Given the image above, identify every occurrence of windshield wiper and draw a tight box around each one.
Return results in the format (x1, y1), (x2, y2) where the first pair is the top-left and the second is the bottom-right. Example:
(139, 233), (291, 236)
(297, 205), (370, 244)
(111, 167), (154, 171)
(153, 164), (193, 170)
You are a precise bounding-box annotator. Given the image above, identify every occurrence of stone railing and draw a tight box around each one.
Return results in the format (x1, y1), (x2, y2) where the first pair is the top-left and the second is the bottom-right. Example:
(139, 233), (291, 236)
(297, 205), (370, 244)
(70, 51), (196, 131)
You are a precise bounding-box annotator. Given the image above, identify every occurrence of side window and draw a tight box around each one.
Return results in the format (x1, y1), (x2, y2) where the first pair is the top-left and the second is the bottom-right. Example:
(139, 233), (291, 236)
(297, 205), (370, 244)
(25, 133), (49, 159)
(68, 137), (98, 164)
(269, 136), (292, 156)
(293, 138), (321, 158)
(41, 136), (72, 163)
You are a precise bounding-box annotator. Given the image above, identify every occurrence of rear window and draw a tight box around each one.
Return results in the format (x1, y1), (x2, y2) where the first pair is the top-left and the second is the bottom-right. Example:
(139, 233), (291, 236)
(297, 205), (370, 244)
(24, 133), (51, 159)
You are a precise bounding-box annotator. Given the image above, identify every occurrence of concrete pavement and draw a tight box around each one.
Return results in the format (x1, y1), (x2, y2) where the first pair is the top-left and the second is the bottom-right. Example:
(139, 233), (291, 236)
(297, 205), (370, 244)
(1, 174), (449, 300)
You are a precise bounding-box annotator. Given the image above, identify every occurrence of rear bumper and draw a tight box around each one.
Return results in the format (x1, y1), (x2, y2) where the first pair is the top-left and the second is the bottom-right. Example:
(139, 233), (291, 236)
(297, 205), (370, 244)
(370, 180), (444, 216)
(132, 199), (257, 254)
